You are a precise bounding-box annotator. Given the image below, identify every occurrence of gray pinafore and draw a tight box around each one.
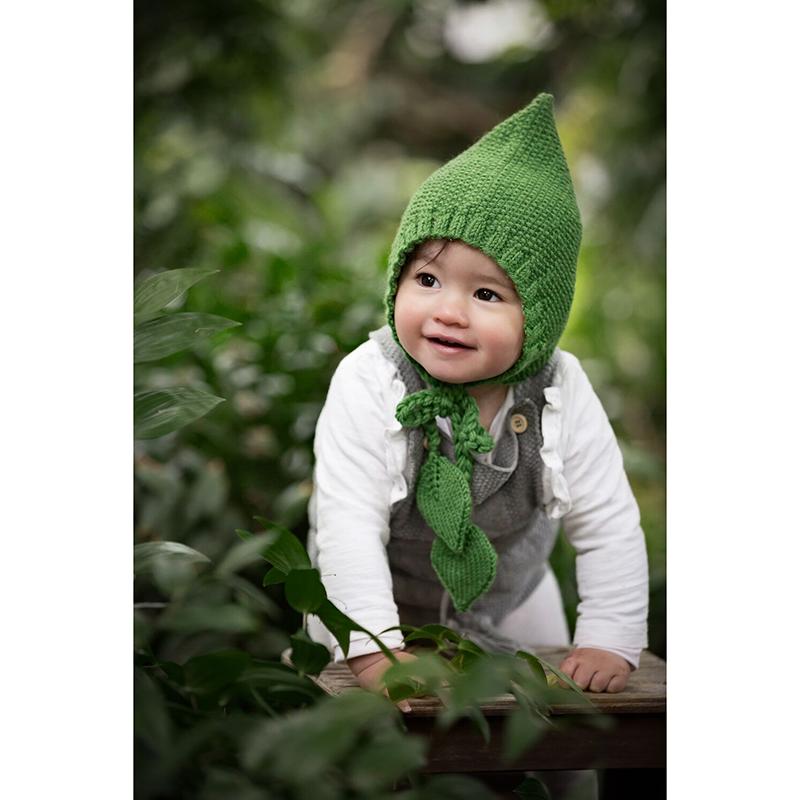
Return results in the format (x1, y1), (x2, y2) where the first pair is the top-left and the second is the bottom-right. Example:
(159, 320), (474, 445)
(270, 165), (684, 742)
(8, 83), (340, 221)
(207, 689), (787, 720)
(369, 325), (562, 653)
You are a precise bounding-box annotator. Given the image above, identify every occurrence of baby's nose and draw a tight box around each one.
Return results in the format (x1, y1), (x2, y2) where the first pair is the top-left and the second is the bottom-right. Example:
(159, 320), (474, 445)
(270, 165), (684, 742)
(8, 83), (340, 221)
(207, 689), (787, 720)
(434, 298), (469, 326)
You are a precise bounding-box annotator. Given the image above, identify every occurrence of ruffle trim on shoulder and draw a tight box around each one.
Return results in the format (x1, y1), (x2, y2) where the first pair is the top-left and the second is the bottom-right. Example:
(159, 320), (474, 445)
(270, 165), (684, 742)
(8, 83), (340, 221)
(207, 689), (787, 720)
(540, 385), (572, 519)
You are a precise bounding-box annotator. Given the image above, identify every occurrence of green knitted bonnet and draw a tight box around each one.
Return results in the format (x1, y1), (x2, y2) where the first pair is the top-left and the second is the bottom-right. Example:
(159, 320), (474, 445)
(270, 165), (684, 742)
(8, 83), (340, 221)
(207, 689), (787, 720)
(384, 93), (582, 613)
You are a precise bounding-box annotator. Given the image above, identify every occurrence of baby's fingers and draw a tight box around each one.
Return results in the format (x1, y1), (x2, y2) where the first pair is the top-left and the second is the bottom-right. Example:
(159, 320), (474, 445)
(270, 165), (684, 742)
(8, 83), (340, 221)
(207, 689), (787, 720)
(588, 671), (611, 693)
(570, 663), (598, 691)
(382, 688), (411, 713)
(555, 656), (577, 689)
(606, 674), (628, 693)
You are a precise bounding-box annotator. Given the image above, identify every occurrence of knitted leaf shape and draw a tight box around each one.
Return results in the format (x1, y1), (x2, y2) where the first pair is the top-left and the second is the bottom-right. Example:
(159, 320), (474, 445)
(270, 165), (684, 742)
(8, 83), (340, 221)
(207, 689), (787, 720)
(431, 522), (498, 613)
(417, 452), (470, 553)
(396, 386), (497, 612)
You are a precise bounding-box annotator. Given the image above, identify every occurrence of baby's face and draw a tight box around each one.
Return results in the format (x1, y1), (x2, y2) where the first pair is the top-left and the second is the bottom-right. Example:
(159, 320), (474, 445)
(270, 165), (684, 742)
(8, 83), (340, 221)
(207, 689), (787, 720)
(394, 239), (524, 384)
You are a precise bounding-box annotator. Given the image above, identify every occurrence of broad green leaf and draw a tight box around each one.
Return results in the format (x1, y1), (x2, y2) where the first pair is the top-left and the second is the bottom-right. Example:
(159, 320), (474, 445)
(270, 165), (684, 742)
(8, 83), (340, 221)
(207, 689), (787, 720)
(450, 638), (486, 671)
(314, 599), (359, 658)
(253, 516), (312, 571)
(134, 266), (219, 315)
(158, 604), (261, 634)
(444, 654), (516, 711)
(196, 766), (273, 800)
(535, 657), (597, 710)
(382, 652), (452, 701)
(516, 649), (548, 684)
(134, 387), (224, 439)
(183, 650), (252, 695)
(263, 567), (287, 585)
(134, 668), (173, 748)
(347, 729), (427, 793)
(471, 702), (491, 744)
(513, 776), (552, 799)
(285, 568), (327, 613)
(225, 574), (282, 619)
(395, 623), (464, 646)
(152, 557), (197, 598)
(215, 531), (280, 577)
(313, 600), (398, 663)
(289, 629), (332, 677)
(503, 707), (548, 763)
(241, 692), (391, 782)
(134, 312), (240, 363)
(134, 541), (210, 574)
(240, 661), (322, 692)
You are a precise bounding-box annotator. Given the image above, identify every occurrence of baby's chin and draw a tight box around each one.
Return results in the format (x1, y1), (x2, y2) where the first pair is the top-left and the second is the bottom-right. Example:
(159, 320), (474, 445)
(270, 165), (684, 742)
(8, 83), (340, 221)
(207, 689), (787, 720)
(418, 359), (496, 385)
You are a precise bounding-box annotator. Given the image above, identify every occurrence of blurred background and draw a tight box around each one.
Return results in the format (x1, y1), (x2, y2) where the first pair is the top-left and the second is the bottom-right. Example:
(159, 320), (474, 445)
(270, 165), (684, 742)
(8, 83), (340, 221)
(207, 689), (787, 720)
(135, 0), (665, 663)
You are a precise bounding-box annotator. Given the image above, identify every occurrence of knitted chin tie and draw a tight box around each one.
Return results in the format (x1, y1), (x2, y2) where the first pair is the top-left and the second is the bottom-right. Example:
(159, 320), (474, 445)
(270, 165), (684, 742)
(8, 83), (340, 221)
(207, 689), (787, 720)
(395, 385), (498, 613)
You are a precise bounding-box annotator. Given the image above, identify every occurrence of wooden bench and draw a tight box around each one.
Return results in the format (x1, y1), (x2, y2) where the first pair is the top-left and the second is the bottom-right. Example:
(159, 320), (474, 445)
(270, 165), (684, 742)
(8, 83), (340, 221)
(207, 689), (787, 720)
(292, 646), (666, 798)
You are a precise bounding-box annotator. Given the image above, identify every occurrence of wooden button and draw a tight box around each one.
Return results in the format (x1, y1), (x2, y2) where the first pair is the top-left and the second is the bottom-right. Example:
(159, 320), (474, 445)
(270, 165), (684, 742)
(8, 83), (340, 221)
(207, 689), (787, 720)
(423, 435), (429, 450)
(510, 413), (528, 434)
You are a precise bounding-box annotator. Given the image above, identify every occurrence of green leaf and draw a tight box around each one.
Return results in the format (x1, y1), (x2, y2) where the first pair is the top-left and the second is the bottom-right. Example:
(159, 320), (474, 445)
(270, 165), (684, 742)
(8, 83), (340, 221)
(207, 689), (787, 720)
(241, 692), (391, 782)
(134, 312), (241, 363)
(535, 657), (597, 710)
(503, 707), (548, 763)
(253, 516), (312, 571)
(312, 600), (399, 663)
(158, 604), (261, 634)
(513, 776), (552, 799)
(240, 661), (322, 693)
(516, 649), (548, 684)
(443, 654), (516, 712)
(134, 387), (224, 439)
(263, 567), (287, 585)
(134, 541), (210, 574)
(134, 668), (173, 748)
(285, 568), (327, 613)
(183, 650), (252, 695)
(347, 729), (427, 793)
(225, 574), (282, 619)
(471, 703), (491, 745)
(382, 652), (452, 701)
(215, 531), (280, 577)
(395, 623), (464, 646)
(134, 266), (219, 315)
(289, 629), (332, 676)
(314, 599), (359, 659)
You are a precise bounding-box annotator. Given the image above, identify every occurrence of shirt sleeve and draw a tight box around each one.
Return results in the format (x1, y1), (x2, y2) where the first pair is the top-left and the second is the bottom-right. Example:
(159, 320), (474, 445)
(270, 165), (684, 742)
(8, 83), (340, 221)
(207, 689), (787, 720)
(309, 346), (405, 663)
(558, 354), (650, 670)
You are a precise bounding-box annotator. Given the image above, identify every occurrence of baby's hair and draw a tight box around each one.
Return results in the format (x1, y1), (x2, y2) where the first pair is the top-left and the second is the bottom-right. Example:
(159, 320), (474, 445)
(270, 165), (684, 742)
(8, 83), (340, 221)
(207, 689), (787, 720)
(400, 238), (451, 278)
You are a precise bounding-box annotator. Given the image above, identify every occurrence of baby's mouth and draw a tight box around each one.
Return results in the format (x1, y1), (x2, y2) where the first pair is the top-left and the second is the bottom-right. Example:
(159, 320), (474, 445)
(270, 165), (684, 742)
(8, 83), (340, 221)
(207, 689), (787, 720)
(426, 337), (474, 349)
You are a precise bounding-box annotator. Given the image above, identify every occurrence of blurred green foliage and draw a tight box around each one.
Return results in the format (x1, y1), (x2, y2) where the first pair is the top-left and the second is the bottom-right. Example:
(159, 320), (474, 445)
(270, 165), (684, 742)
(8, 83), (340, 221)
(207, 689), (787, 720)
(136, 513), (604, 799)
(135, 0), (665, 695)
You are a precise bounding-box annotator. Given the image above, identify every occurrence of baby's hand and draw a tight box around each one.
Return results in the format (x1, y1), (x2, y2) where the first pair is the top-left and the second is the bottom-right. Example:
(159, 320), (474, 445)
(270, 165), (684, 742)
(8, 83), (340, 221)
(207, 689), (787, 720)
(556, 648), (631, 693)
(347, 649), (420, 712)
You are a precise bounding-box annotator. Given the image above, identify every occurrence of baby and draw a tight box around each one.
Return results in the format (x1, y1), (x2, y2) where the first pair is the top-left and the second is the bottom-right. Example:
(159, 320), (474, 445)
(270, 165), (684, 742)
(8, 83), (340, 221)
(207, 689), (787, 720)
(307, 94), (649, 710)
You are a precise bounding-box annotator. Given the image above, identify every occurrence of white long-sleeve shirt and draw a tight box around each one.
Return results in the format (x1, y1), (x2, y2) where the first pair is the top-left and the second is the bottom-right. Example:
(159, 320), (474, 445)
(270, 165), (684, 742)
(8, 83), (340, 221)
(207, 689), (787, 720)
(307, 337), (649, 668)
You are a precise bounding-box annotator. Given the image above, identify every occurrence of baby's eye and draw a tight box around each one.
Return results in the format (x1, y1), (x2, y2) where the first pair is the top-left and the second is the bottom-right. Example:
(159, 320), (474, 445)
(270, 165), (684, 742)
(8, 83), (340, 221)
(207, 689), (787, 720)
(417, 273), (440, 288)
(476, 288), (501, 302)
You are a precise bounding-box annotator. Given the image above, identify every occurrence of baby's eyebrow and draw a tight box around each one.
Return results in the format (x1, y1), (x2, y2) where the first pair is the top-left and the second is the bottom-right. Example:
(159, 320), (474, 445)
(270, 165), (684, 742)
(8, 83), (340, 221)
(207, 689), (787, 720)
(473, 271), (515, 290)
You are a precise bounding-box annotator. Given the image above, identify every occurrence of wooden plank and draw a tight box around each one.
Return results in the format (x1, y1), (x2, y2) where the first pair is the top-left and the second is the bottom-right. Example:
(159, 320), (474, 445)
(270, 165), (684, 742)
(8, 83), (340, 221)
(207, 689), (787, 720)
(409, 713), (666, 772)
(285, 647), (666, 716)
